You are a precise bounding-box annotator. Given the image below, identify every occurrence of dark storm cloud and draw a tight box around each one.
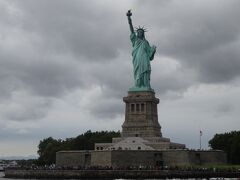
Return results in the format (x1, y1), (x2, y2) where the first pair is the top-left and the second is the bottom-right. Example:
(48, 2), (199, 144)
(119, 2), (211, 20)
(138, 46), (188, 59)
(0, 50), (83, 97)
(0, 0), (132, 121)
(198, 42), (240, 83)
(0, 1), (240, 155)
(138, 0), (240, 84)
(1, 0), (240, 122)
(0, 51), (83, 121)
(14, 0), (127, 61)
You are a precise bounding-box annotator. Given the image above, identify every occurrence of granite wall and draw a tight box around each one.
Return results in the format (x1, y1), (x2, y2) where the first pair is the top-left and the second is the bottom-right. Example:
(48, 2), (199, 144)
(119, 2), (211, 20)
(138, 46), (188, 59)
(91, 151), (111, 166)
(56, 151), (91, 167)
(56, 149), (227, 168)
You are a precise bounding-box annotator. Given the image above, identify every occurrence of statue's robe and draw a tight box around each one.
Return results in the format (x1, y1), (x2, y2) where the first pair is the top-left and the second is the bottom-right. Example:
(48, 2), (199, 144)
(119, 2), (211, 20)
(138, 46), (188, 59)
(130, 32), (155, 88)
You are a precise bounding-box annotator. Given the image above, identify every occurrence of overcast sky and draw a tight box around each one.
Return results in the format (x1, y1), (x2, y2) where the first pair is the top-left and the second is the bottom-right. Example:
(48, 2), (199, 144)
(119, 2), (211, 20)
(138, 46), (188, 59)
(0, 0), (240, 158)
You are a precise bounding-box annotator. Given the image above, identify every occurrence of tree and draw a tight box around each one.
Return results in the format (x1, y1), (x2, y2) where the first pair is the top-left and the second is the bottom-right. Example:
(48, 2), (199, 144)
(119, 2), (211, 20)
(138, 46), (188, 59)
(37, 137), (62, 165)
(209, 131), (240, 164)
(37, 130), (120, 165)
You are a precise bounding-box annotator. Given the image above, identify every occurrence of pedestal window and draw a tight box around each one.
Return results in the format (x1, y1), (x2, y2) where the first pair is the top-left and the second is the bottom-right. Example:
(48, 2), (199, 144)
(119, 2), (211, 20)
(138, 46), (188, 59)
(141, 103), (145, 112)
(131, 104), (135, 112)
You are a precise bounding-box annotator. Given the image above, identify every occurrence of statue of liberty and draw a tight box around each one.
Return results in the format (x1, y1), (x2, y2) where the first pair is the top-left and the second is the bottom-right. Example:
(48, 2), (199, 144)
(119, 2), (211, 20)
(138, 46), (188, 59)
(126, 10), (156, 92)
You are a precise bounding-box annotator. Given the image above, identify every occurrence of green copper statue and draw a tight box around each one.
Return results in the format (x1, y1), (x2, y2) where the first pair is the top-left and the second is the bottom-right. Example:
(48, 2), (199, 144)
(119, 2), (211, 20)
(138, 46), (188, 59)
(127, 10), (156, 92)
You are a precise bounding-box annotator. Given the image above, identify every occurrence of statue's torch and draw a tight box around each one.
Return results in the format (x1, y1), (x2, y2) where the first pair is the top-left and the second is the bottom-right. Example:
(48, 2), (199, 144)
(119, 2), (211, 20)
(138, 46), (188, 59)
(126, 9), (132, 17)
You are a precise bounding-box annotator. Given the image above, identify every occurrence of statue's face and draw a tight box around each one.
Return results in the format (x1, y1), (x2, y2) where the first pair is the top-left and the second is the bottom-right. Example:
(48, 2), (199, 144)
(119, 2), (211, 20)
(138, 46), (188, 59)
(137, 29), (144, 39)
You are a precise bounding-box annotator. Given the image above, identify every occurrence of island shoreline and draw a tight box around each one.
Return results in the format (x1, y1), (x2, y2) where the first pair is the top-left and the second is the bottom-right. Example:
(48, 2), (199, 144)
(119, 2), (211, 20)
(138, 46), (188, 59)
(4, 169), (240, 179)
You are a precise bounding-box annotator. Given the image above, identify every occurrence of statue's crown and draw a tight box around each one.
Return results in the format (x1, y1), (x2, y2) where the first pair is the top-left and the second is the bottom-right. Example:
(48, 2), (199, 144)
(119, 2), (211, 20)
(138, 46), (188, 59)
(135, 26), (147, 32)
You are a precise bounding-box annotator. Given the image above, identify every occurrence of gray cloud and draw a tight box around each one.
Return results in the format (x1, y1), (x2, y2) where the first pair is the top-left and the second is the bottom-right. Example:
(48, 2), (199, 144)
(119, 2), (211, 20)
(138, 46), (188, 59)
(132, 0), (240, 86)
(0, 92), (51, 121)
(89, 97), (124, 119)
(0, 0), (240, 155)
(14, 0), (127, 61)
(213, 103), (234, 118)
(198, 42), (240, 83)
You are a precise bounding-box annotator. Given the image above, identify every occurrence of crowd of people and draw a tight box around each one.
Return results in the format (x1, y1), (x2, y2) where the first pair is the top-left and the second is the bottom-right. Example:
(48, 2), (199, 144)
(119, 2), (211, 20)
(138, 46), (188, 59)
(5, 164), (240, 173)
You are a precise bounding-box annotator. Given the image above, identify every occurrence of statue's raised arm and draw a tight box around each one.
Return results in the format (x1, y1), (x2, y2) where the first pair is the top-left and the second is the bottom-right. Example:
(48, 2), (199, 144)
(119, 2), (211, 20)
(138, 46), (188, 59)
(126, 10), (134, 34)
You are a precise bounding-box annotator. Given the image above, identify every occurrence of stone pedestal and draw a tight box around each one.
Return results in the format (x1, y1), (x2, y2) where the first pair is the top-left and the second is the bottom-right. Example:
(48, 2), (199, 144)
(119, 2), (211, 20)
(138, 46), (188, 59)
(121, 91), (162, 137)
(95, 90), (185, 151)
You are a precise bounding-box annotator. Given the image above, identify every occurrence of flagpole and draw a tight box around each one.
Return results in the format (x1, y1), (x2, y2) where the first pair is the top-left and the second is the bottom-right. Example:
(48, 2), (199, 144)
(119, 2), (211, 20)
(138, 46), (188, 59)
(199, 130), (202, 150)
(200, 133), (201, 150)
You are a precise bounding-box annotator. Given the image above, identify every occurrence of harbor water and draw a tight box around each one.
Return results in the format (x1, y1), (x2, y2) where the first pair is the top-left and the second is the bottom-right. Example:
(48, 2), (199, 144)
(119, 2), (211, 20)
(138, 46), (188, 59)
(1, 171), (239, 180)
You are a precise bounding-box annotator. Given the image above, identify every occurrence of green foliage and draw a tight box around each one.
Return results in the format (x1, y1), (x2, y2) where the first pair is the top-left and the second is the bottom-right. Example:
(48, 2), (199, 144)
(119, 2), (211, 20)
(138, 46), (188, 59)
(37, 137), (62, 165)
(37, 130), (120, 165)
(209, 131), (240, 164)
